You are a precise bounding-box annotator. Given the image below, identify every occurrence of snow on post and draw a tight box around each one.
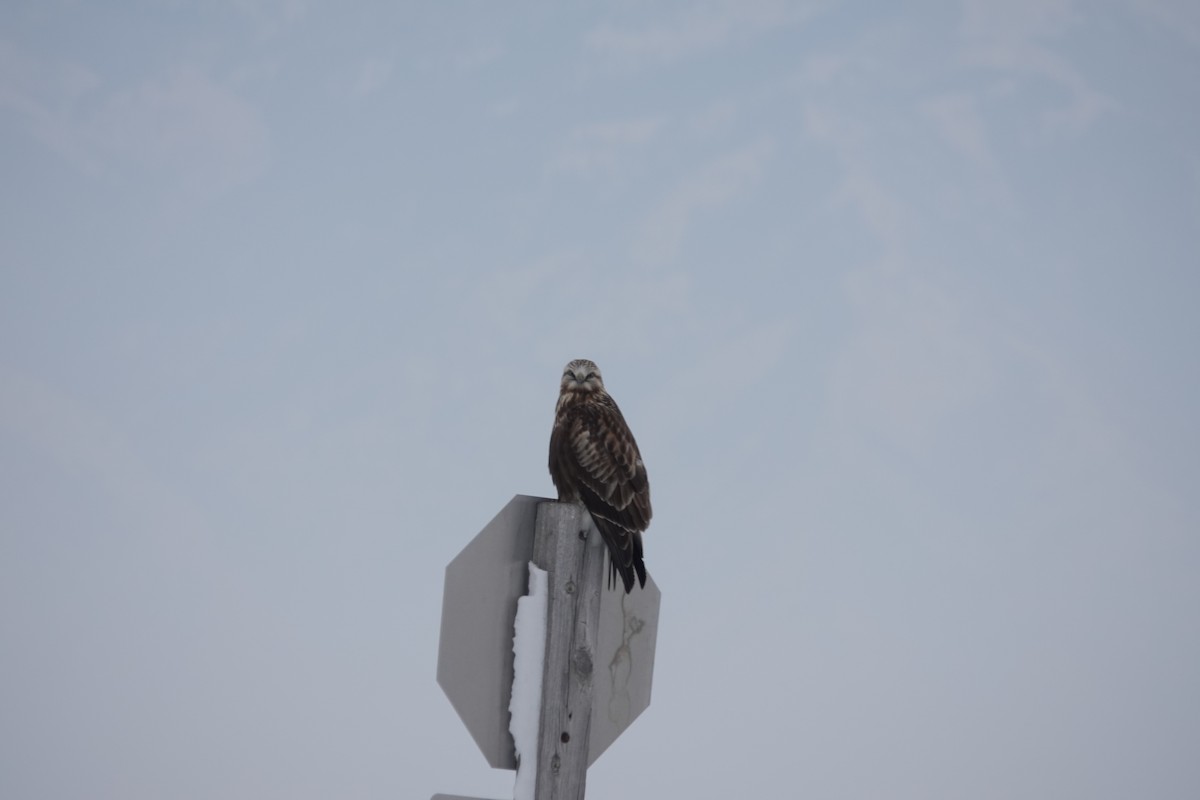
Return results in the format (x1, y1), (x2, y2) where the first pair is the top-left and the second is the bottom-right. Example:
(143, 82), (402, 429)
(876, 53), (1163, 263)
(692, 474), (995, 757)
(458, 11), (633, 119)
(509, 562), (548, 800)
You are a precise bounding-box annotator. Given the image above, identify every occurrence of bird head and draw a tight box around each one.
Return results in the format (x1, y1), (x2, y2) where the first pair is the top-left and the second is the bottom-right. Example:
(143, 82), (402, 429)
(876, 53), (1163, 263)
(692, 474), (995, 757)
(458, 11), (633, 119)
(561, 359), (605, 394)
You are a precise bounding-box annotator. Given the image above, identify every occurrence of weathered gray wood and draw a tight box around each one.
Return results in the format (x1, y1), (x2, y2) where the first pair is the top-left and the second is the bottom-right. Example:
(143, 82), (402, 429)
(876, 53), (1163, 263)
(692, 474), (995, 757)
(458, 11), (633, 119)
(531, 502), (604, 800)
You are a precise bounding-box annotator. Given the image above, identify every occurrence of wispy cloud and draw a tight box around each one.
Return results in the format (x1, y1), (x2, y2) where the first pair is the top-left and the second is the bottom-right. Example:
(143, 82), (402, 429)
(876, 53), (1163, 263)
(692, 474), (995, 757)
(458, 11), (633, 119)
(958, 0), (1116, 137)
(450, 43), (505, 72)
(800, 81), (993, 453)
(0, 366), (210, 540)
(686, 98), (740, 139)
(920, 92), (1012, 205)
(229, 0), (310, 37)
(548, 116), (665, 177)
(795, 52), (853, 87)
(961, 0), (1077, 43)
(826, 267), (995, 453)
(633, 137), (774, 266)
(0, 41), (100, 165)
(803, 104), (907, 250)
(647, 316), (793, 437)
(457, 250), (693, 365)
(414, 42), (505, 80)
(351, 57), (393, 98)
(970, 43), (1115, 136)
(0, 45), (270, 193)
(1132, 0), (1200, 48)
(920, 94), (995, 171)
(587, 0), (817, 67)
(91, 68), (270, 187)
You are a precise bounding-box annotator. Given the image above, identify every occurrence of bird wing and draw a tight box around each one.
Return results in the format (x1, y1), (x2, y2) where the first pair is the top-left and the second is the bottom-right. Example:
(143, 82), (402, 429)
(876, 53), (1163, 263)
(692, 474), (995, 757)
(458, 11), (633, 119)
(567, 395), (652, 532)
(549, 390), (652, 592)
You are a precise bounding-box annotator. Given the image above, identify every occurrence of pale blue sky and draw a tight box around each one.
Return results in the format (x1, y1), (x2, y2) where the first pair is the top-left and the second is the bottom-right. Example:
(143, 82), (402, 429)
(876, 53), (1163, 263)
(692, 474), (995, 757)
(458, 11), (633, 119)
(2, 2), (1198, 798)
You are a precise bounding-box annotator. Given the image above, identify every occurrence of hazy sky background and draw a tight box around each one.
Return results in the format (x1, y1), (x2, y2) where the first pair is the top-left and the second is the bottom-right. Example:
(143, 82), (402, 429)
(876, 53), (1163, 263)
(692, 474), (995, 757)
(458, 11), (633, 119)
(2, 2), (1198, 798)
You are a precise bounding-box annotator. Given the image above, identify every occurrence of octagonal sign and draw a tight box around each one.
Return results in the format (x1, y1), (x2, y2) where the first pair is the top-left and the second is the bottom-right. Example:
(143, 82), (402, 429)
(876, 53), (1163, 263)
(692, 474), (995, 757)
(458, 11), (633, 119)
(437, 495), (660, 769)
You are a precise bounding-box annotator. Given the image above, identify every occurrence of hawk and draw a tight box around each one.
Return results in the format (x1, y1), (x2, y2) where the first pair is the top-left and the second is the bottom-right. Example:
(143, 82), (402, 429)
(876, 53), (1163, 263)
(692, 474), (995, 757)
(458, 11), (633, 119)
(549, 359), (651, 593)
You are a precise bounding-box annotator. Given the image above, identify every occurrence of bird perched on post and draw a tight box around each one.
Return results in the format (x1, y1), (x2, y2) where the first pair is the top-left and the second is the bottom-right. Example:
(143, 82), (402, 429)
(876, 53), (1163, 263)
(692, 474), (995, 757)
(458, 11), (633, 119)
(549, 359), (652, 593)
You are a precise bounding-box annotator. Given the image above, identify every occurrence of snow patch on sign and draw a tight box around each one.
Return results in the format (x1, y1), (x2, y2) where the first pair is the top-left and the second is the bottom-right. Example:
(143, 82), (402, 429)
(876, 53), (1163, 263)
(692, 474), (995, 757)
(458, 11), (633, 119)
(509, 561), (547, 800)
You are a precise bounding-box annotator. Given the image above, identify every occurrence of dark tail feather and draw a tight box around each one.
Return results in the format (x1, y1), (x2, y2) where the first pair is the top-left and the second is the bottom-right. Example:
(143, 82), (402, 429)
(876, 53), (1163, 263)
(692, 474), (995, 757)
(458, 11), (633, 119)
(632, 530), (647, 588)
(594, 517), (646, 593)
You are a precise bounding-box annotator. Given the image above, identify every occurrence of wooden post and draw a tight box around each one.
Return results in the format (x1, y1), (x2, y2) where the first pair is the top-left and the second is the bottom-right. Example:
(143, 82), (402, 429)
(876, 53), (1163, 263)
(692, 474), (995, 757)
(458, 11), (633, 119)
(530, 502), (605, 800)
